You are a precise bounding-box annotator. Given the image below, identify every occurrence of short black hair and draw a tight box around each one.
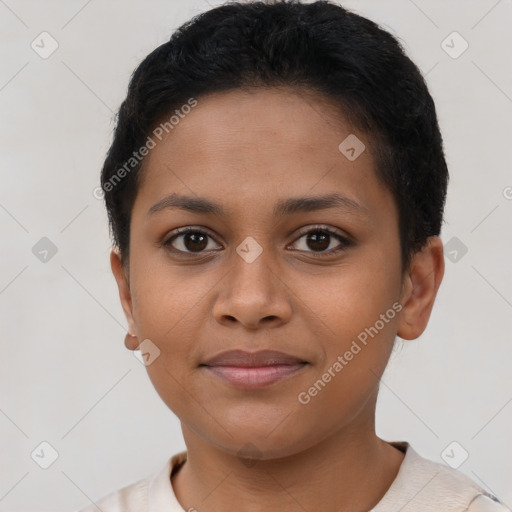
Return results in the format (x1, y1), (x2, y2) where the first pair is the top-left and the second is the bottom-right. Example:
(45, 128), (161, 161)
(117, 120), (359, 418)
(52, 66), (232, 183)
(101, 0), (448, 272)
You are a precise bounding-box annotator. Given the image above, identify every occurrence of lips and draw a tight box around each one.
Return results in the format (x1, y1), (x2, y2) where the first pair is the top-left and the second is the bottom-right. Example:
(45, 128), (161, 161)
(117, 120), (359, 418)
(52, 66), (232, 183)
(201, 349), (308, 367)
(200, 350), (309, 389)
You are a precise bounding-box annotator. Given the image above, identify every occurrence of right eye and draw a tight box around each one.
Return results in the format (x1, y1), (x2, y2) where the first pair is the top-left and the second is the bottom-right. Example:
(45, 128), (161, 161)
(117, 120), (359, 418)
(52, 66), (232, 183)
(162, 227), (222, 255)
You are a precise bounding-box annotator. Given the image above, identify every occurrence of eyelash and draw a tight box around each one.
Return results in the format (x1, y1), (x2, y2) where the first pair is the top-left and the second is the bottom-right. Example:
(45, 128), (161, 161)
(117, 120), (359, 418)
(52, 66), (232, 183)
(162, 225), (353, 258)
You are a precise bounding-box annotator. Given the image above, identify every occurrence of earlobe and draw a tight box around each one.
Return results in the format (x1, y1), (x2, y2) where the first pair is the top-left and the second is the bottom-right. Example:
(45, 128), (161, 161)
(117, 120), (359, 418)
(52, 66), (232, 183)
(396, 236), (445, 341)
(110, 249), (137, 336)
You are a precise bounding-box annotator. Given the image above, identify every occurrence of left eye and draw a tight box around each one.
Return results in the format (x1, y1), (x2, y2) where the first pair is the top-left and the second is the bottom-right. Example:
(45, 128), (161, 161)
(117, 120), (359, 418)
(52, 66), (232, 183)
(290, 228), (352, 256)
(162, 226), (352, 256)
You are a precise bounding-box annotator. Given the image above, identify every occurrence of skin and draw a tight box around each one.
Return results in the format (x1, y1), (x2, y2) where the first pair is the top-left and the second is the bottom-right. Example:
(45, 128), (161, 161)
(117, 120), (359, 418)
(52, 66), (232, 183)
(110, 87), (445, 512)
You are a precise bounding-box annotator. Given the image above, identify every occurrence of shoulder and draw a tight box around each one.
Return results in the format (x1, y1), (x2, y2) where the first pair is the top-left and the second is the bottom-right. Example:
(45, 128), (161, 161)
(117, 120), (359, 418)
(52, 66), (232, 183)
(465, 494), (511, 512)
(372, 442), (510, 512)
(405, 448), (508, 510)
(73, 451), (186, 512)
(74, 476), (149, 512)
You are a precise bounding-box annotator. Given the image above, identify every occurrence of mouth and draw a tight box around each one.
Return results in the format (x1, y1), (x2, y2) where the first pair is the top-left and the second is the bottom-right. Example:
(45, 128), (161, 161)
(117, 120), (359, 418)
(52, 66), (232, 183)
(200, 349), (309, 389)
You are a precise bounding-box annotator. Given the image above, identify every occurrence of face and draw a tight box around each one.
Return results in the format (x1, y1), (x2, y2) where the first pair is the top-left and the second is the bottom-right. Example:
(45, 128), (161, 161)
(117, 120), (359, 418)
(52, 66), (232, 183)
(111, 87), (442, 460)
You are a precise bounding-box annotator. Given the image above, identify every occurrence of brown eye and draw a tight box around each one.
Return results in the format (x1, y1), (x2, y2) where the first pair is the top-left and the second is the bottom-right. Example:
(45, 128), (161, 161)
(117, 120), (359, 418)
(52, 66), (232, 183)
(181, 232), (208, 252)
(305, 231), (330, 251)
(163, 227), (221, 254)
(291, 227), (353, 256)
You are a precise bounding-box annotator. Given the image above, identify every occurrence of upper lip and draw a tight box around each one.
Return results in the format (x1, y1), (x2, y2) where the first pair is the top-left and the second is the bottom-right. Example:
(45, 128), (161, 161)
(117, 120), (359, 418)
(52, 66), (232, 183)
(201, 349), (308, 367)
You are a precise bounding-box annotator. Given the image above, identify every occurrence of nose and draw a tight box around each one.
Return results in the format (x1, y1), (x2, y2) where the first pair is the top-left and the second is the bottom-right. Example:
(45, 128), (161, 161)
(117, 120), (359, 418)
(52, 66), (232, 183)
(212, 247), (292, 330)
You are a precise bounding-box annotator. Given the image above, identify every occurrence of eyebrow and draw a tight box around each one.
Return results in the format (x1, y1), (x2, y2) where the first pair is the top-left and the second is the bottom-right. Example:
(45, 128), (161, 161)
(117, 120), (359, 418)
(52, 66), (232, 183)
(147, 192), (368, 218)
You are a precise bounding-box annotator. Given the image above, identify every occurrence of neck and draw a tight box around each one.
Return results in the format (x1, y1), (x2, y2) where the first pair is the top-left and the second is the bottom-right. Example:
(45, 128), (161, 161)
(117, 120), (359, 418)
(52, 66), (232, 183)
(172, 412), (405, 511)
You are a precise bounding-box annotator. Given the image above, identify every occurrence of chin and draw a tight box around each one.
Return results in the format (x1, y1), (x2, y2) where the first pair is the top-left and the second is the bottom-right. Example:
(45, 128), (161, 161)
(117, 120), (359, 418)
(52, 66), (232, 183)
(200, 421), (321, 463)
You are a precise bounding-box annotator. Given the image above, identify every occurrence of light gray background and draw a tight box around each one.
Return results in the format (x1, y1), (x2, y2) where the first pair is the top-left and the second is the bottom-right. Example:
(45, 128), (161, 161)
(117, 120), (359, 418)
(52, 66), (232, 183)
(1, 1), (511, 510)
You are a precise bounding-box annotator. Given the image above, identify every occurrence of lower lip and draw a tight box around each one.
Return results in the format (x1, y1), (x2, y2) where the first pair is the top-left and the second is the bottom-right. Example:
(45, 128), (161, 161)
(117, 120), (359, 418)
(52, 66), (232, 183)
(204, 364), (307, 389)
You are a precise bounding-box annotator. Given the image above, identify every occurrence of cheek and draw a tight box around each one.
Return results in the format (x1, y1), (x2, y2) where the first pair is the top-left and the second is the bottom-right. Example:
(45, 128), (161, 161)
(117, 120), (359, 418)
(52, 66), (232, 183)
(306, 259), (399, 334)
(128, 257), (213, 397)
(305, 252), (400, 374)
(130, 255), (206, 335)
(295, 279), (398, 429)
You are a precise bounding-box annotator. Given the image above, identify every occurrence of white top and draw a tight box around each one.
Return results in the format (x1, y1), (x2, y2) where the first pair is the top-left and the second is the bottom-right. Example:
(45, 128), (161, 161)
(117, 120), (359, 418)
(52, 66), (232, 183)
(76, 441), (510, 512)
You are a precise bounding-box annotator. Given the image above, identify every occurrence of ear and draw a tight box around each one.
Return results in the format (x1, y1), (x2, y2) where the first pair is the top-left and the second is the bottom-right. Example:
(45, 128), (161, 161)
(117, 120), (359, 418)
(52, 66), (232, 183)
(110, 248), (137, 336)
(397, 236), (445, 340)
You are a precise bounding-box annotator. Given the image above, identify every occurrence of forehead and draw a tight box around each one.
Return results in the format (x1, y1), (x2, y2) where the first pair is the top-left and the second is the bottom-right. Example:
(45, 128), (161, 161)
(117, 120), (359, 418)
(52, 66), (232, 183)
(133, 87), (395, 223)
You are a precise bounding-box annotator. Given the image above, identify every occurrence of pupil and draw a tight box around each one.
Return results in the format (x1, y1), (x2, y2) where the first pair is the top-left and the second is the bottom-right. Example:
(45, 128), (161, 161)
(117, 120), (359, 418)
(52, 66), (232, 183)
(185, 232), (207, 252)
(307, 231), (329, 251)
